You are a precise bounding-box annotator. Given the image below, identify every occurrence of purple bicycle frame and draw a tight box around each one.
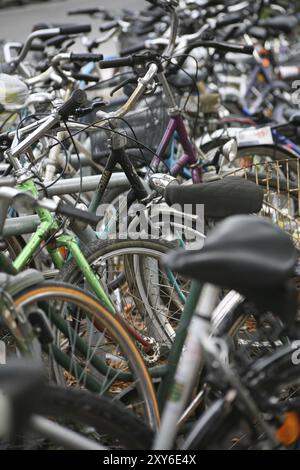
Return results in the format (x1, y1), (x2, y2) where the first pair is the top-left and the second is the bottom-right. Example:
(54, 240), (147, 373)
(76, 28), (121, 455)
(151, 114), (202, 183)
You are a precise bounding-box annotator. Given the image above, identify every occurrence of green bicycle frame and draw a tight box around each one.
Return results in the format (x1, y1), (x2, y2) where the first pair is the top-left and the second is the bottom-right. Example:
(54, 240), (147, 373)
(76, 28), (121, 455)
(10, 180), (203, 406)
(12, 179), (115, 312)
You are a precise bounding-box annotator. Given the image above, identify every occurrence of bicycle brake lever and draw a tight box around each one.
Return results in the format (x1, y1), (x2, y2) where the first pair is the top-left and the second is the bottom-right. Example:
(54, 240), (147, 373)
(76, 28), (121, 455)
(110, 77), (138, 97)
(59, 39), (76, 53)
(74, 99), (108, 117)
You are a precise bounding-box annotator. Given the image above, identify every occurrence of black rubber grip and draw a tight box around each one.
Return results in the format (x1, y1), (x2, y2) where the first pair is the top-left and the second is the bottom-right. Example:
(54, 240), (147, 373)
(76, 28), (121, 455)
(56, 202), (100, 225)
(68, 8), (103, 15)
(99, 56), (134, 69)
(99, 21), (119, 32)
(212, 43), (254, 55)
(45, 35), (70, 48)
(29, 43), (45, 52)
(136, 24), (157, 36)
(32, 22), (53, 31)
(99, 55), (148, 69)
(70, 53), (103, 62)
(216, 13), (241, 29)
(57, 89), (87, 119)
(73, 73), (99, 83)
(120, 43), (146, 56)
(59, 24), (91, 35)
(146, 0), (178, 9)
(189, 41), (254, 55)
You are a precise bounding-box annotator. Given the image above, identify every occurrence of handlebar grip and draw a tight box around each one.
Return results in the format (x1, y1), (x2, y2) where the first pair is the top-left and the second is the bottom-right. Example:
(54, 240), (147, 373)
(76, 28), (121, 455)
(99, 20), (119, 32)
(70, 53), (103, 62)
(146, 0), (178, 10)
(68, 8), (103, 15)
(216, 13), (242, 29)
(32, 22), (52, 31)
(120, 43), (146, 56)
(73, 73), (99, 83)
(29, 43), (46, 52)
(220, 44), (254, 55)
(59, 24), (91, 35)
(57, 89), (87, 119)
(136, 24), (157, 36)
(242, 45), (254, 55)
(99, 56), (134, 69)
(99, 54), (150, 69)
(56, 202), (100, 225)
(45, 34), (70, 47)
(193, 41), (254, 55)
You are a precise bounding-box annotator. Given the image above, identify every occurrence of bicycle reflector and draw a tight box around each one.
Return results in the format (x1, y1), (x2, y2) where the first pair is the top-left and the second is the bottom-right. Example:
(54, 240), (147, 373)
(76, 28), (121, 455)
(276, 412), (300, 446)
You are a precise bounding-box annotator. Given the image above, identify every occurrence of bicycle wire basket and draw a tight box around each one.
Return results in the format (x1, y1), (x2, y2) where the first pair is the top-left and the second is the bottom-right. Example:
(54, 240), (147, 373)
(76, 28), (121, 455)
(89, 92), (169, 167)
(228, 158), (300, 249)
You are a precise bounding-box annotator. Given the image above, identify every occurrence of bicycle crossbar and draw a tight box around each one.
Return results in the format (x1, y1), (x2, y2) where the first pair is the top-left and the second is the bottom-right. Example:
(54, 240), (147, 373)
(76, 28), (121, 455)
(3, 173), (130, 236)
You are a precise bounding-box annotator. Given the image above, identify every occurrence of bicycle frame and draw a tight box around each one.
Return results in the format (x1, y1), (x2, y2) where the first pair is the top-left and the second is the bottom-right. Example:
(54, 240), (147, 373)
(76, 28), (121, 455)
(150, 68), (201, 183)
(12, 179), (115, 312)
(151, 114), (201, 182)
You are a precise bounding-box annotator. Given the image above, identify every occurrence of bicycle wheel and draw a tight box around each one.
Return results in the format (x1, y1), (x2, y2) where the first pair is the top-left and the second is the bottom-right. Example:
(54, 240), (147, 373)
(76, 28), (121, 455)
(0, 283), (42, 362)
(12, 282), (159, 430)
(183, 345), (300, 450)
(58, 239), (187, 363)
(212, 282), (297, 362)
(15, 385), (152, 450)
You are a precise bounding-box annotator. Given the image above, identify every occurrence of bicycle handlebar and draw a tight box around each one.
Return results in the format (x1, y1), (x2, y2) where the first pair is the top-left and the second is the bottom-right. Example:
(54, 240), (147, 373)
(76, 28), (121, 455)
(70, 53), (103, 62)
(216, 13), (242, 29)
(10, 25), (92, 71)
(57, 89), (87, 120)
(146, 0), (179, 11)
(99, 54), (150, 69)
(59, 24), (91, 35)
(0, 187), (100, 227)
(68, 8), (105, 16)
(186, 40), (254, 55)
(56, 202), (100, 225)
(120, 43), (147, 56)
(99, 21), (119, 32)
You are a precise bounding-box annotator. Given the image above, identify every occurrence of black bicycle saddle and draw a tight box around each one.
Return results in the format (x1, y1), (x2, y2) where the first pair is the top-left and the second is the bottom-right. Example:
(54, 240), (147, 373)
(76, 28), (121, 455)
(165, 215), (297, 290)
(165, 177), (264, 219)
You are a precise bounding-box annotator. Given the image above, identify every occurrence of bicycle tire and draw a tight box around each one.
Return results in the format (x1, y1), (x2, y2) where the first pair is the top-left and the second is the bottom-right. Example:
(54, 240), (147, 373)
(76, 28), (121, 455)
(183, 345), (300, 450)
(31, 384), (153, 449)
(11, 282), (160, 430)
(57, 238), (185, 356)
